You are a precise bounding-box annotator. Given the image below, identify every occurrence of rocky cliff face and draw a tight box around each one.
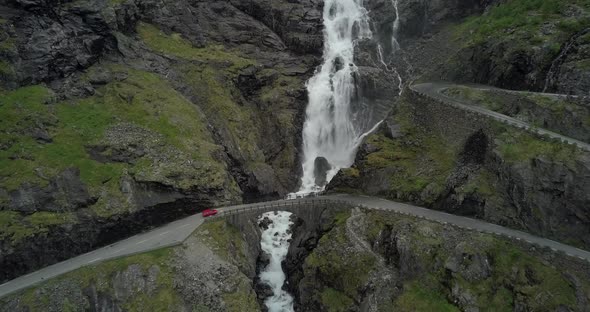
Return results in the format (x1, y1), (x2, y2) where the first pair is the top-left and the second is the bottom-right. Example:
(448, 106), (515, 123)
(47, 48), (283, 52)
(0, 220), (261, 312)
(295, 209), (590, 311)
(430, 0), (590, 95)
(329, 91), (590, 249)
(0, 0), (323, 282)
(0, 0), (476, 283)
(4, 209), (588, 312)
(330, 0), (590, 248)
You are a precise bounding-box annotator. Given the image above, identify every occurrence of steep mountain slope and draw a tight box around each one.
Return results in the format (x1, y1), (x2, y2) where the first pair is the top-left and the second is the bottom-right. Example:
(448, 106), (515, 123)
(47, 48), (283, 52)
(329, 0), (590, 248)
(3, 210), (589, 312)
(0, 0), (322, 281)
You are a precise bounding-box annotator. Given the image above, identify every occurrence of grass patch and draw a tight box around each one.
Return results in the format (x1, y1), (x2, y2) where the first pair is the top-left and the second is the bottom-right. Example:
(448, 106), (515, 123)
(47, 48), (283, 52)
(0, 65), (233, 238)
(222, 279), (260, 312)
(0, 66), (225, 192)
(305, 212), (377, 298)
(496, 127), (579, 167)
(139, 22), (264, 166)
(8, 247), (179, 312)
(457, 238), (578, 310)
(178, 63), (264, 164)
(443, 86), (503, 111)
(457, 0), (590, 43)
(395, 280), (459, 312)
(364, 130), (455, 201)
(137, 22), (254, 71)
(461, 170), (497, 197)
(196, 220), (248, 268)
(321, 288), (355, 312)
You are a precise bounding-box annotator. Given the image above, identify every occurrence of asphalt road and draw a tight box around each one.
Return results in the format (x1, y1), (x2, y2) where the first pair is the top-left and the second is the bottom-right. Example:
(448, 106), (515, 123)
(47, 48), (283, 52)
(2, 194), (590, 299)
(330, 194), (590, 261)
(411, 82), (590, 151)
(0, 199), (298, 299)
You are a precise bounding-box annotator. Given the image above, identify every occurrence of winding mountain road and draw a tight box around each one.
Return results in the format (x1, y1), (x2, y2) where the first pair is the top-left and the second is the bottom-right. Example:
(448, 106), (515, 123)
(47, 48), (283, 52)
(2, 194), (590, 299)
(410, 82), (590, 152)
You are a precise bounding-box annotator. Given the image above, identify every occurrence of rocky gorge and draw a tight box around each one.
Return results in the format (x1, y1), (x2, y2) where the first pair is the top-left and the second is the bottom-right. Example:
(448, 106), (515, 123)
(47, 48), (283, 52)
(2, 207), (590, 311)
(1, 0), (590, 310)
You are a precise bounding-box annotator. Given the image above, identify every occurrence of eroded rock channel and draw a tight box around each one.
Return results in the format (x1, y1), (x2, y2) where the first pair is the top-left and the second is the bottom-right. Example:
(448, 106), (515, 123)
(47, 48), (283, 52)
(4, 205), (590, 311)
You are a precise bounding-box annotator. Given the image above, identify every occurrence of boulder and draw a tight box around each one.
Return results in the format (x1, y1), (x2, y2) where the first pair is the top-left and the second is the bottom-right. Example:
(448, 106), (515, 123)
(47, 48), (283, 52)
(313, 156), (332, 187)
(8, 167), (94, 213)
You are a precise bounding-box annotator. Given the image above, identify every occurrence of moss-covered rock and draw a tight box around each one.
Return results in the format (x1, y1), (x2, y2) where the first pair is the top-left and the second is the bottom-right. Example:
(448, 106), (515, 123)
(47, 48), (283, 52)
(0, 0), (317, 281)
(297, 209), (590, 311)
(0, 219), (260, 312)
(329, 89), (590, 249)
(443, 86), (590, 143)
(435, 0), (590, 94)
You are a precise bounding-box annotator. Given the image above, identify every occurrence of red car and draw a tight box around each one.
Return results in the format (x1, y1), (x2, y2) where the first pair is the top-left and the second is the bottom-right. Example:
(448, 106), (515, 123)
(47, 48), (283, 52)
(202, 209), (218, 217)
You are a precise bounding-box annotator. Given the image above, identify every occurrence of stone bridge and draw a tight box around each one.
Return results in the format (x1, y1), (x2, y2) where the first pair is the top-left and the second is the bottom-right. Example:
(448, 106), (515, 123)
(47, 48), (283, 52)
(208, 198), (354, 234)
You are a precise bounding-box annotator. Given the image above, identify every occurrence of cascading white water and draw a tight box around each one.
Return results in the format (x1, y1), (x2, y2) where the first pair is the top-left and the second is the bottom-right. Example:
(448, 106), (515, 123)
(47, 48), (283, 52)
(390, 0), (401, 53)
(258, 211), (295, 312)
(377, 0), (403, 94)
(296, 0), (373, 194)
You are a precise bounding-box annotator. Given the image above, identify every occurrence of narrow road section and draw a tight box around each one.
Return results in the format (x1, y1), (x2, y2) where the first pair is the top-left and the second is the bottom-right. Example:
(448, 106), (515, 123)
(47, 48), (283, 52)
(1, 194), (589, 299)
(411, 82), (590, 151)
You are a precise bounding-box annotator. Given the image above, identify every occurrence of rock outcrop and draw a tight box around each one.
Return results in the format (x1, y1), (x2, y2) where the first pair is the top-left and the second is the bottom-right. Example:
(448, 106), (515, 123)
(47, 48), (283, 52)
(0, 220), (261, 312)
(0, 0), (321, 282)
(294, 209), (590, 311)
(329, 90), (590, 248)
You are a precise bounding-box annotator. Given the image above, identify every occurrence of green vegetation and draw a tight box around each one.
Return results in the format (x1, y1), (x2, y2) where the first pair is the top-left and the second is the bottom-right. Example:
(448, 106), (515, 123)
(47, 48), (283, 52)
(360, 99), (456, 204)
(196, 220), (248, 269)
(496, 126), (579, 167)
(0, 67), (225, 194)
(0, 211), (75, 243)
(457, 0), (590, 44)
(444, 86), (590, 143)
(360, 211), (582, 311)
(320, 288), (355, 312)
(445, 86), (588, 120)
(137, 22), (254, 71)
(196, 220), (259, 312)
(305, 211), (378, 299)
(456, 239), (577, 310)
(0, 65), (235, 240)
(222, 279), (260, 312)
(395, 281), (459, 312)
(451, 0), (590, 86)
(443, 86), (504, 111)
(461, 170), (496, 197)
(178, 64), (264, 164)
(137, 22), (265, 164)
(0, 60), (13, 78)
(108, 0), (127, 6)
(7, 247), (180, 312)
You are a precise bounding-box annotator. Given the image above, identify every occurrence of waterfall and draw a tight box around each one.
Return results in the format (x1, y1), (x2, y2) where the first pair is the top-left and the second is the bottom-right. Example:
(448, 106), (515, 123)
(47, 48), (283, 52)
(295, 0), (373, 195)
(258, 211), (295, 312)
(377, 0), (403, 94)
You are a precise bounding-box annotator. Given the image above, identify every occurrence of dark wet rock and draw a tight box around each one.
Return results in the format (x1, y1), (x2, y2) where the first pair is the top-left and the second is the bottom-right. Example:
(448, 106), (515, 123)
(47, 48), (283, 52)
(313, 157), (332, 188)
(445, 243), (492, 282)
(228, 0), (323, 54)
(31, 127), (52, 143)
(8, 167), (95, 213)
(112, 264), (160, 301)
(84, 285), (123, 312)
(259, 217), (273, 231)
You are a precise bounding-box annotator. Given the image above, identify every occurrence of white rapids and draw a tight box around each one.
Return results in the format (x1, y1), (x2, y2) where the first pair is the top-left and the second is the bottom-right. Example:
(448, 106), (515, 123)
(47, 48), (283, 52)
(295, 0), (373, 195)
(258, 211), (295, 312)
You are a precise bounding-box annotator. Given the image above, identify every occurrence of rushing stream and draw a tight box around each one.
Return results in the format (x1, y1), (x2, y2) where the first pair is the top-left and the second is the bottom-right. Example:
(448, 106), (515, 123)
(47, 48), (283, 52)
(258, 211), (295, 312)
(296, 0), (373, 194)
